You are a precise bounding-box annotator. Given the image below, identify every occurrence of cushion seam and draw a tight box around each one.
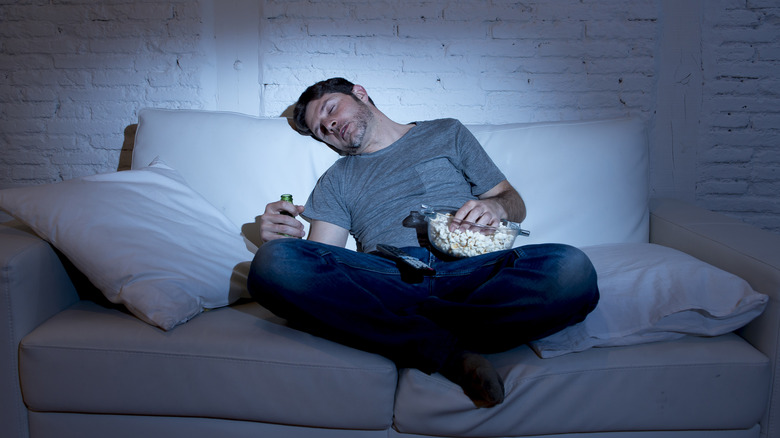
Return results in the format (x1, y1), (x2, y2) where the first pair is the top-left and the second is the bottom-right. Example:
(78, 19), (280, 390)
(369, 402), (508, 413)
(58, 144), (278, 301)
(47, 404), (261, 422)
(20, 344), (394, 372)
(502, 361), (769, 392)
(416, 360), (769, 392)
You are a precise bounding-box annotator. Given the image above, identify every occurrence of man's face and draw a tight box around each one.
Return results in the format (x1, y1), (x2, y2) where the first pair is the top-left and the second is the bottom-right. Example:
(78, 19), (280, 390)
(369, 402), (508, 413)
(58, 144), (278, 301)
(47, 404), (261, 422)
(303, 91), (374, 154)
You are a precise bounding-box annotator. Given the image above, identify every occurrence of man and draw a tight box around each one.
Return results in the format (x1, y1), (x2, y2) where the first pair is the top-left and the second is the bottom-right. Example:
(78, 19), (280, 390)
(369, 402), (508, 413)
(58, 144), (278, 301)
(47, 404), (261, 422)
(248, 77), (599, 408)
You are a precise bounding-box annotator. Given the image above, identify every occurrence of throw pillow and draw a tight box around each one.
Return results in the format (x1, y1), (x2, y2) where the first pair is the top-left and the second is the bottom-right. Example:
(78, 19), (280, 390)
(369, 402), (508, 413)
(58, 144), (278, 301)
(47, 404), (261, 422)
(530, 243), (768, 358)
(0, 159), (252, 330)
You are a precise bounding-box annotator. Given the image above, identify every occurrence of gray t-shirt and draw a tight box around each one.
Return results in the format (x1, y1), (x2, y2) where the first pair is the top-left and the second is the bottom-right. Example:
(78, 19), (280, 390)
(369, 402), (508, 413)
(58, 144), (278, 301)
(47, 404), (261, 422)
(302, 118), (506, 253)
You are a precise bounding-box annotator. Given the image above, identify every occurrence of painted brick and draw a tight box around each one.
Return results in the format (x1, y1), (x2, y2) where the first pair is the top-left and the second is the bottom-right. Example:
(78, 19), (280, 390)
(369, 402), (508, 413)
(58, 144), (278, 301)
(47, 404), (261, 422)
(698, 0), (780, 231)
(0, 121), (46, 136)
(271, 36), (356, 55)
(397, 20), (489, 40)
(355, 38), (436, 57)
(751, 113), (780, 130)
(3, 102), (59, 119)
(0, 0), (777, 232)
(703, 196), (780, 215)
(52, 54), (137, 70)
(3, 36), (86, 56)
(698, 181), (752, 195)
(446, 39), (537, 58)
(753, 182), (780, 196)
(0, 53), (55, 69)
(88, 38), (148, 54)
(748, 0), (780, 7)
(5, 134), (79, 154)
(265, 0), (353, 20)
(53, 101), (92, 119)
(710, 113), (752, 129)
(307, 19), (396, 38)
(758, 45), (780, 61)
(491, 20), (584, 40)
(9, 163), (61, 181)
(354, 1), (443, 20)
(446, 1), (538, 20)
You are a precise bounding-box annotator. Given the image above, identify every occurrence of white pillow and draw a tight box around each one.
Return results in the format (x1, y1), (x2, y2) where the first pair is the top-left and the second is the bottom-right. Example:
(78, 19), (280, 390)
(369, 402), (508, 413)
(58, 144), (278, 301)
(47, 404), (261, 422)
(530, 243), (768, 358)
(0, 160), (252, 330)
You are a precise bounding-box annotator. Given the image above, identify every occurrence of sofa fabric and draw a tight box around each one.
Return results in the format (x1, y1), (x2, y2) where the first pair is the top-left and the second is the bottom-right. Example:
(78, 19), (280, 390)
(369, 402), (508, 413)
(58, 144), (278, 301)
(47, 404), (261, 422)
(393, 334), (769, 436)
(20, 300), (397, 431)
(650, 198), (780, 438)
(19, 282), (770, 437)
(0, 222), (81, 438)
(131, 110), (649, 251)
(468, 119), (649, 247)
(1, 109), (777, 438)
(131, 110), (340, 248)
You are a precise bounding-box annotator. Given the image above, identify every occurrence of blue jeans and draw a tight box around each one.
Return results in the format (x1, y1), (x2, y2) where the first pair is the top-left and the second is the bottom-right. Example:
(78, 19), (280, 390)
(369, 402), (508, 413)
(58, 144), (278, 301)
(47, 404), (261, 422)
(247, 240), (599, 373)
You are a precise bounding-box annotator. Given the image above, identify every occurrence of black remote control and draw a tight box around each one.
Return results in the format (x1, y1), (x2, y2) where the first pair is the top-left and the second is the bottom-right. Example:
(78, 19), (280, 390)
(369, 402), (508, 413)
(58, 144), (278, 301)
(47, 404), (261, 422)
(376, 244), (436, 275)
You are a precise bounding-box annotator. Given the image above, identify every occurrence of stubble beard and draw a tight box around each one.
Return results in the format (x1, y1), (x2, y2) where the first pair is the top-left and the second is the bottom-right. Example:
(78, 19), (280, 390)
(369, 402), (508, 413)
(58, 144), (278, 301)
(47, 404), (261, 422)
(346, 102), (374, 152)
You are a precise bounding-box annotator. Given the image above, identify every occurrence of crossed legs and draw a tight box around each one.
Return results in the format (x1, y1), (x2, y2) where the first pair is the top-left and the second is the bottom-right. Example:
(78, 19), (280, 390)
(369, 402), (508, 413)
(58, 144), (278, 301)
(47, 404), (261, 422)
(247, 240), (599, 407)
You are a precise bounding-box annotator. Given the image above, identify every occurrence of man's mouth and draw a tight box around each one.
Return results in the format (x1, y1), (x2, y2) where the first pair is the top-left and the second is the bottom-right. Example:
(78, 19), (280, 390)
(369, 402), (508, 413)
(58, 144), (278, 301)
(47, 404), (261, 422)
(340, 123), (349, 141)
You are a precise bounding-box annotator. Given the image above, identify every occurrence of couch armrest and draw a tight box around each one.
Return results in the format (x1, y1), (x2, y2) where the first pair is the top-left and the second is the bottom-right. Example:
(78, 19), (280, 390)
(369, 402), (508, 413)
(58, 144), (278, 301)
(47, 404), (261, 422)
(0, 220), (80, 438)
(649, 198), (780, 438)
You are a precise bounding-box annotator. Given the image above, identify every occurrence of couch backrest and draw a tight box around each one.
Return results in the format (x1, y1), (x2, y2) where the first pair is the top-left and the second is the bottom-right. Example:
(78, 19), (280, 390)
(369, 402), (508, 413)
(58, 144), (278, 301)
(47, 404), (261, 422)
(133, 109), (648, 250)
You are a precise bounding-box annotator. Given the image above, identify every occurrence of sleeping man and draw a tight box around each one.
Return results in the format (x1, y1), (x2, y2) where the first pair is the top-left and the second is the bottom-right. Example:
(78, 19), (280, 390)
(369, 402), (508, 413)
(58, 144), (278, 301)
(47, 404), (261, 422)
(247, 77), (599, 408)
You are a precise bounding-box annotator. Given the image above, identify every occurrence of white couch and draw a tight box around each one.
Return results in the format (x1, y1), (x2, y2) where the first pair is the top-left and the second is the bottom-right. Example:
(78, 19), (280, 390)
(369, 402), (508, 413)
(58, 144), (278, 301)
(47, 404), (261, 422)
(1, 108), (777, 438)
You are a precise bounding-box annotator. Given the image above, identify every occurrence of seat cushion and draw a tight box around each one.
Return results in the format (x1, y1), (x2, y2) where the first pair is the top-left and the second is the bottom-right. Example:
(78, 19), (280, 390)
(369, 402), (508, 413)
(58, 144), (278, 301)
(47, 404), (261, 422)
(20, 300), (397, 430)
(393, 334), (770, 437)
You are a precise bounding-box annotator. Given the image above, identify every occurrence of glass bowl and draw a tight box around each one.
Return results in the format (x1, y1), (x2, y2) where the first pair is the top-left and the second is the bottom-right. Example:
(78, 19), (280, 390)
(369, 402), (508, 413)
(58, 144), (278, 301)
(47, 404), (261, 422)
(420, 205), (529, 258)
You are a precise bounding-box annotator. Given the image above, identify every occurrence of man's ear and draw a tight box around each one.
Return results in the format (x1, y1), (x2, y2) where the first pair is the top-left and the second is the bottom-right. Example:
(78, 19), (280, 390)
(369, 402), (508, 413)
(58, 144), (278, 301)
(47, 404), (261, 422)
(352, 84), (370, 103)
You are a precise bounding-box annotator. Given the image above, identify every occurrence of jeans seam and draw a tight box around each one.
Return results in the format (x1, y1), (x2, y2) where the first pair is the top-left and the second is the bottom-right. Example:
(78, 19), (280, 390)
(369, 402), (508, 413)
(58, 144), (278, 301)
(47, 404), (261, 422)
(327, 250), (402, 276)
(433, 252), (512, 277)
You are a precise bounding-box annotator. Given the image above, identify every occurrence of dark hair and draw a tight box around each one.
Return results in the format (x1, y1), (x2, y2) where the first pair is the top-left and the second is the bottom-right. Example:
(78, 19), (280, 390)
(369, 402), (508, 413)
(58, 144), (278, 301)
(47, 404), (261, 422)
(292, 77), (374, 138)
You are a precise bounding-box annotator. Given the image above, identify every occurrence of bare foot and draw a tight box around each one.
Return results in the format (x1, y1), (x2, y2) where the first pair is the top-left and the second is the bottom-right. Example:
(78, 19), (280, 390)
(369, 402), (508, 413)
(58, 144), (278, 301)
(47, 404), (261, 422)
(439, 350), (505, 408)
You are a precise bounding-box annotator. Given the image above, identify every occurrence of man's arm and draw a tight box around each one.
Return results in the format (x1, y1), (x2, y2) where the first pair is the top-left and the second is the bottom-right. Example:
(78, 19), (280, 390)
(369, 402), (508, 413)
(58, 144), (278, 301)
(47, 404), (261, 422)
(258, 198), (349, 247)
(454, 180), (526, 226)
(307, 219), (350, 247)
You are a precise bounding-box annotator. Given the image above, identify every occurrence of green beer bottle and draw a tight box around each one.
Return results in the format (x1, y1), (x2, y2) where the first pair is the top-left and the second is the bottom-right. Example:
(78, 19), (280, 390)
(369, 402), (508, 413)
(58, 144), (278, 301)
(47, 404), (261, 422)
(280, 194), (294, 217)
(278, 194), (295, 237)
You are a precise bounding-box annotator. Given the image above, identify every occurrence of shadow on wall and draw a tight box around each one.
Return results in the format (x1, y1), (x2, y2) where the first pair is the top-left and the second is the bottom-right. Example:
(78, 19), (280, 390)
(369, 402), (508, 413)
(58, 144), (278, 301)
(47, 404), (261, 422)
(118, 124), (137, 171)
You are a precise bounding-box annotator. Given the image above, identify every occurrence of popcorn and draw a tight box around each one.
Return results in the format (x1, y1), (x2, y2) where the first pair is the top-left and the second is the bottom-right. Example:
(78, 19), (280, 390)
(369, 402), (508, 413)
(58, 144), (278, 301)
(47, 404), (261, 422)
(428, 214), (517, 257)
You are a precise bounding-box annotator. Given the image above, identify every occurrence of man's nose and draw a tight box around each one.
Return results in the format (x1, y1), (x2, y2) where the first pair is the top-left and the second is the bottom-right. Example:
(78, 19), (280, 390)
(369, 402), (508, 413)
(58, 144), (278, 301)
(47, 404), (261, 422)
(320, 120), (335, 135)
(326, 119), (337, 133)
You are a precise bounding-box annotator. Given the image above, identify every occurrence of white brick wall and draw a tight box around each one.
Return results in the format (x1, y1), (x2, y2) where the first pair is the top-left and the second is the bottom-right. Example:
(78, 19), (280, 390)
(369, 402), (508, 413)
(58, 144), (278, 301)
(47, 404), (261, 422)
(261, 0), (658, 125)
(0, 0), (778, 233)
(698, 0), (780, 232)
(0, 0), (211, 183)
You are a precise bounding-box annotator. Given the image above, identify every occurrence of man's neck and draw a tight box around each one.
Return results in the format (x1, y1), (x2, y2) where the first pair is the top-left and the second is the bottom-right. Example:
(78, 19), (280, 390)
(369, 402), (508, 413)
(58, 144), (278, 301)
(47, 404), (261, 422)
(360, 115), (415, 154)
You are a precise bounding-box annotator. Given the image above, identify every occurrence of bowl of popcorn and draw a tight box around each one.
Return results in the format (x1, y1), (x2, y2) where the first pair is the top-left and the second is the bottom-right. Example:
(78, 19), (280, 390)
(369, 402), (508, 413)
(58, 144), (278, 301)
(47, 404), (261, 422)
(420, 205), (529, 258)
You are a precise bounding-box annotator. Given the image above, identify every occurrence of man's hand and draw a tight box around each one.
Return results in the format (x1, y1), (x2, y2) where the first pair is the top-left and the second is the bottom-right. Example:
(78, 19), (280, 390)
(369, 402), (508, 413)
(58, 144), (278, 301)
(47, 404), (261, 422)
(453, 180), (526, 226)
(453, 199), (505, 227)
(258, 199), (306, 243)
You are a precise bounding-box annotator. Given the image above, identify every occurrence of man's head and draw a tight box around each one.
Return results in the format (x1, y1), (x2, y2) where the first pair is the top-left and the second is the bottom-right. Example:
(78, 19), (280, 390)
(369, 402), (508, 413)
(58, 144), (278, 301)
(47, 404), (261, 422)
(293, 78), (377, 153)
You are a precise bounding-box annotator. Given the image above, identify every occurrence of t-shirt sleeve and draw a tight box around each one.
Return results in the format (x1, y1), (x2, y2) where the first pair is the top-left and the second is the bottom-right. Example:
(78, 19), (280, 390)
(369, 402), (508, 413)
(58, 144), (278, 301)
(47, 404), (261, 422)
(301, 164), (352, 230)
(452, 121), (507, 196)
